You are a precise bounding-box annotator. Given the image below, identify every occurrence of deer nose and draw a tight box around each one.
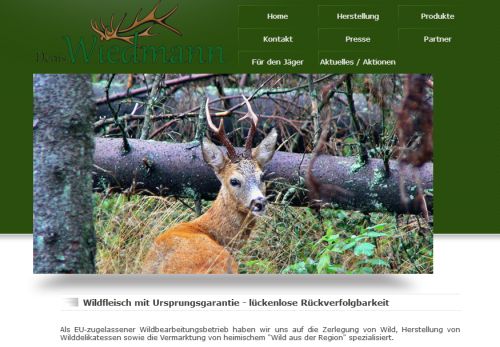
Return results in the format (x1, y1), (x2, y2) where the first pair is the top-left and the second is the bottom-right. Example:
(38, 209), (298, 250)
(251, 197), (267, 214)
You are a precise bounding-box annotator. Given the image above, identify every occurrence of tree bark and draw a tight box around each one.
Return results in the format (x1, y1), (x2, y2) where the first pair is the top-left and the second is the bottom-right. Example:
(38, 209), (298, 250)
(33, 74), (96, 274)
(93, 138), (433, 215)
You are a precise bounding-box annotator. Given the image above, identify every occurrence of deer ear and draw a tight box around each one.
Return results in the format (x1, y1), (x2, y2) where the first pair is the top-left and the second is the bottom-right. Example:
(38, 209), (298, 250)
(202, 137), (227, 174)
(252, 128), (278, 167)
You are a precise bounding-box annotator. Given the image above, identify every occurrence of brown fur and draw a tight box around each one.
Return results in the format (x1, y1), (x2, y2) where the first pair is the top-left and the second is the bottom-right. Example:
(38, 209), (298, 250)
(142, 126), (277, 274)
(142, 189), (256, 274)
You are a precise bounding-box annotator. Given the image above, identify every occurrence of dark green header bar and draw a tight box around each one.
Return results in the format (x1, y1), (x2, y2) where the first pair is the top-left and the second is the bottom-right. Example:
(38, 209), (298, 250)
(0, 0), (498, 233)
(0, 0), (473, 72)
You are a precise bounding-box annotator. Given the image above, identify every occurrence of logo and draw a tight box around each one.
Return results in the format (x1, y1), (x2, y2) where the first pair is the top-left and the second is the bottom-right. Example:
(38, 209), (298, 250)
(36, 1), (223, 65)
(90, 1), (182, 45)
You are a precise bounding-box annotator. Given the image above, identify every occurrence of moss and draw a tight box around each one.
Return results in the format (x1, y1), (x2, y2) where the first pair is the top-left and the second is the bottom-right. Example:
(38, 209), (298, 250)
(62, 184), (72, 200)
(35, 235), (44, 250)
(372, 201), (384, 211)
(55, 263), (69, 272)
(181, 186), (198, 199)
(349, 160), (364, 174)
(97, 176), (109, 190)
(369, 168), (385, 190)
(367, 191), (386, 212)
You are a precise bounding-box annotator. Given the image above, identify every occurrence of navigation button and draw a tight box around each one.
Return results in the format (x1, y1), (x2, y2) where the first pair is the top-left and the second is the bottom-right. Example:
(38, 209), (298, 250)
(398, 5), (458, 27)
(239, 5), (311, 28)
(319, 29), (394, 50)
(318, 5), (394, 28)
(239, 51), (309, 69)
(399, 29), (456, 48)
(318, 51), (398, 71)
(239, 29), (305, 50)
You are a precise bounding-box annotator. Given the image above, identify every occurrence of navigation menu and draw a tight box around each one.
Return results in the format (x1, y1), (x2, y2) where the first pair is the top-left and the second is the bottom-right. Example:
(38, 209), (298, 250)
(238, 3), (459, 69)
(238, 5), (310, 68)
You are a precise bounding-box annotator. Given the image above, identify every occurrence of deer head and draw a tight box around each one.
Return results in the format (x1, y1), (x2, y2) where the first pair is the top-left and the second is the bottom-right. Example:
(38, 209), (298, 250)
(202, 97), (278, 216)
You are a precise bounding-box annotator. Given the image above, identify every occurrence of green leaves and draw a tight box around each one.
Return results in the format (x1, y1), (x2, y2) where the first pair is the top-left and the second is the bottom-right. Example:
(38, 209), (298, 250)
(343, 241), (356, 251)
(367, 223), (387, 231)
(317, 252), (331, 273)
(367, 258), (389, 267)
(304, 219), (390, 274)
(311, 218), (392, 273)
(354, 242), (376, 257)
(282, 261), (311, 274)
(364, 231), (387, 238)
(277, 209), (420, 275)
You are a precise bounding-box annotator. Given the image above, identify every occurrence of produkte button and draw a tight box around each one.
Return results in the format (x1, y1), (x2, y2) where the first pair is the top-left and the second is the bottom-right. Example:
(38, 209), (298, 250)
(398, 5), (459, 27)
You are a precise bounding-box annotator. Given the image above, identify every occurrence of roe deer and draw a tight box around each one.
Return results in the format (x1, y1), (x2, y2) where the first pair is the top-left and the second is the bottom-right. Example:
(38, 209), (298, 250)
(142, 96), (278, 274)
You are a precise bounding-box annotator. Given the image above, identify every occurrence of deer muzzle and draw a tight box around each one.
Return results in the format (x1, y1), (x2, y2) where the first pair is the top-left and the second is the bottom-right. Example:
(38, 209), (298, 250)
(250, 197), (267, 216)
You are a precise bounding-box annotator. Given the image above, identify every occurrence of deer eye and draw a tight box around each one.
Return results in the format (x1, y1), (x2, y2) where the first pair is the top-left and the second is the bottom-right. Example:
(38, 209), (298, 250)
(230, 178), (241, 187)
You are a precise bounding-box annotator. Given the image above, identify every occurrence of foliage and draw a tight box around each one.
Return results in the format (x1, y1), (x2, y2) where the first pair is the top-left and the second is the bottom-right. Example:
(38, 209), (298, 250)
(94, 194), (432, 274)
(93, 73), (433, 275)
(94, 193), (196, 274)
(93, 73), (429, 164)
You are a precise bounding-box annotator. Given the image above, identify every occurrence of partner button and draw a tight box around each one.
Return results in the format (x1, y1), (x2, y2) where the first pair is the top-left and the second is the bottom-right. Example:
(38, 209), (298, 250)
(423, 36), (452, 43)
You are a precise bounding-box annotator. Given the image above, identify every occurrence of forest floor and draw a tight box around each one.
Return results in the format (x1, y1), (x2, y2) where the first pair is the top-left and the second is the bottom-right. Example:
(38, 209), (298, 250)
(94, 194), (433, 275)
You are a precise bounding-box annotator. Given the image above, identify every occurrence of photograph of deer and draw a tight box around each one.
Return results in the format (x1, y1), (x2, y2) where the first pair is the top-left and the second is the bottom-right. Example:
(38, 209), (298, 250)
(33, 74), (433, 274)
(143, 98), (277, 273)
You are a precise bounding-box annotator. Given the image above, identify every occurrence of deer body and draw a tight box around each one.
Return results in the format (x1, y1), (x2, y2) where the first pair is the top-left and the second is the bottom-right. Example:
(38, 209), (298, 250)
(142, 184), (256, 274)
(142, 97), (277, 274)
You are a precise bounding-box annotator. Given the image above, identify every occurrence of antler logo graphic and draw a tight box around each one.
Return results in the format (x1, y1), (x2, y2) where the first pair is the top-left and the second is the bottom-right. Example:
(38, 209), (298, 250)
(90, 1), (182, 44)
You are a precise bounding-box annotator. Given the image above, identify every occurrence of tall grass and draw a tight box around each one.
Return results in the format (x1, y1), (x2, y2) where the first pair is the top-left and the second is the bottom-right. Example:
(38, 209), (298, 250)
(94, 194), (195, 274)
(94, 194), (432, 274)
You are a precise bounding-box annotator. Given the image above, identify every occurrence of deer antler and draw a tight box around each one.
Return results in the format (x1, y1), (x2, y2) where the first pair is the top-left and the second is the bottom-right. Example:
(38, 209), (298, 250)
(123, 2), (182, 36)
(90, 1), (182, 45)
(90, 20), (106, 40)
(91, 14), (131, 43)
(240, 96), (259, 158)
(205, 99), (238, 162)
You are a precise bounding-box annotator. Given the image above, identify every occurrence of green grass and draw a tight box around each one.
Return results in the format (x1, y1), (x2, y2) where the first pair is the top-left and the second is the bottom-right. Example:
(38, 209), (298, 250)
(94, 193), (432, 274)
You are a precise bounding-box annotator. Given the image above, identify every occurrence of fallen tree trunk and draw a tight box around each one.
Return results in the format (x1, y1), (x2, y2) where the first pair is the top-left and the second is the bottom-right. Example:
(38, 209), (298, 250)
(93, 138), (433, 215)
